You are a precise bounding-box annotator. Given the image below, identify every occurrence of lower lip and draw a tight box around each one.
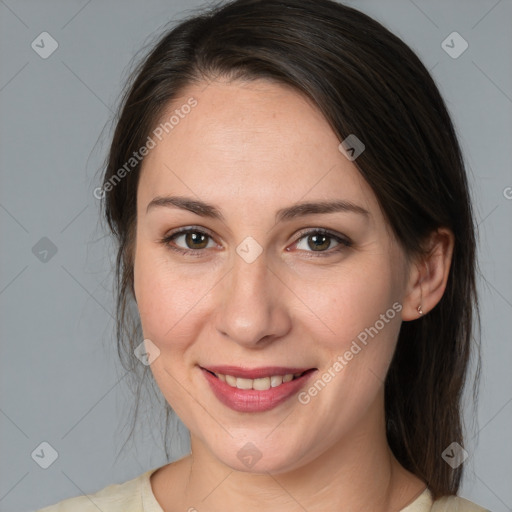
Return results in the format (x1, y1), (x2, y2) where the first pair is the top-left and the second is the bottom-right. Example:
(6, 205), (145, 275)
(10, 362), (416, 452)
(201, 368), (316, 412)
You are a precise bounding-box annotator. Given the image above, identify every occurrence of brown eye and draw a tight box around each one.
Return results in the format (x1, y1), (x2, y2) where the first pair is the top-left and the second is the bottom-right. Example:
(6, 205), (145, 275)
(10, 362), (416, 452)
(162, 228), (216, 254)
(183, 231), (209, 249)
(306, 233), (332, 251)
(293, 229), (352, 255)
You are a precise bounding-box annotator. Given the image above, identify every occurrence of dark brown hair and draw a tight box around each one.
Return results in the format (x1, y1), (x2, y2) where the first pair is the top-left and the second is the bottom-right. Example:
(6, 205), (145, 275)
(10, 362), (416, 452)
(102, 0), (480, 499)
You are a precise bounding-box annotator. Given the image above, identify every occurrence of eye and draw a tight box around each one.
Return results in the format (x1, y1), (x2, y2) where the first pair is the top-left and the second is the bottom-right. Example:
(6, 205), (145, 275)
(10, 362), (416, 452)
(160, 226), (352, 258)
(292, 228), (352, 256)
(161, 227), (217, 255)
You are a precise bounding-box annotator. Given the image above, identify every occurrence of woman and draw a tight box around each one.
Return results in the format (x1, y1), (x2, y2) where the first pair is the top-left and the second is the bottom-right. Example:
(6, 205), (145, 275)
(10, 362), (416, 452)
(38, 0), (490, 510)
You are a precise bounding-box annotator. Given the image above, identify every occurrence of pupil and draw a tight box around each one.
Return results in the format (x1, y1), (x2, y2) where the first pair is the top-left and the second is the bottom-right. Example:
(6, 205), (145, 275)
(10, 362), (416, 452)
(309, 234), (329, 251)
(186, 232), (208, 249)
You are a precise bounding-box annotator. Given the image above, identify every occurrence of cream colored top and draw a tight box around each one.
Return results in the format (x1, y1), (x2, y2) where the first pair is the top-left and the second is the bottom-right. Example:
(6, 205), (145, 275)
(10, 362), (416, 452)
(36, 466), (490, 512)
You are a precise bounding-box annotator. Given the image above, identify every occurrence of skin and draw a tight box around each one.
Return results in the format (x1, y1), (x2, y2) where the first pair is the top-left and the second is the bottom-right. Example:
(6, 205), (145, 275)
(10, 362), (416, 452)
(132, 78), (454, 512)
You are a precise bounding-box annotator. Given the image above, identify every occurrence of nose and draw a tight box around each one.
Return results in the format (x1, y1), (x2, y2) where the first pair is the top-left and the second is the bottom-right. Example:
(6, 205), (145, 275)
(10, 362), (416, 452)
(214, 248), (292, 348)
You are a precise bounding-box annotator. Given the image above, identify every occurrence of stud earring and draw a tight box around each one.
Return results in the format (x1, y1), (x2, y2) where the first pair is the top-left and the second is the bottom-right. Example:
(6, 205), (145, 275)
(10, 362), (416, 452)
(417, 305), (423, 315)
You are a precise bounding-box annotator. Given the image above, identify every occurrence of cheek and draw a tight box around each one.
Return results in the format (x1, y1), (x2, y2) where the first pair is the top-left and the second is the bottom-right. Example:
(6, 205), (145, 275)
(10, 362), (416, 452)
(302, 256), (402, 354)
(295, 270), (402, 449)
(298, 255), (404, 426)
(133, 242), (205, 352)
(133, 244), (208, 420)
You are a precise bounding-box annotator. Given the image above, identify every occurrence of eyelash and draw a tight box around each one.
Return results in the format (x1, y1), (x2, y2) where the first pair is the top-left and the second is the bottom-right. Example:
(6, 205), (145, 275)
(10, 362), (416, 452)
(160, 226), (352, 258)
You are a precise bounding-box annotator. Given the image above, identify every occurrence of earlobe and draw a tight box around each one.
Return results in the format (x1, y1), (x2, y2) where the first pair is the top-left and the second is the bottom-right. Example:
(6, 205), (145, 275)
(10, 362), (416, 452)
(401, 259), (425, 321)
(401, 228), (454, 321)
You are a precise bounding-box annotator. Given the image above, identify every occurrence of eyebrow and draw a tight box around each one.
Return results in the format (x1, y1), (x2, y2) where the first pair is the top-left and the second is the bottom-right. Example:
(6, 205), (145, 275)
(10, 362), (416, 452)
(146, 196), (370, 222)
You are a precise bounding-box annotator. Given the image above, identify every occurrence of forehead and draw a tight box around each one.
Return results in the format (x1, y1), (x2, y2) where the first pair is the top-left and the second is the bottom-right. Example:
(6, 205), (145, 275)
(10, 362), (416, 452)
(138, 79), (379, 218)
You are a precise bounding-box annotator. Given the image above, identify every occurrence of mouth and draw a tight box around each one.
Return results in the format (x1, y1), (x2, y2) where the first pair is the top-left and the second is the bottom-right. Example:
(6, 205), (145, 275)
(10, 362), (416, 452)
(199, 365), (317, 412)
(201, 367), (315, 391)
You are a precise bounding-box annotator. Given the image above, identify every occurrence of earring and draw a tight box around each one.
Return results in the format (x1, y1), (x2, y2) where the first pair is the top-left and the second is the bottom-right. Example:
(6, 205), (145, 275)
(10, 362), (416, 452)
(417, 305), (423, 315)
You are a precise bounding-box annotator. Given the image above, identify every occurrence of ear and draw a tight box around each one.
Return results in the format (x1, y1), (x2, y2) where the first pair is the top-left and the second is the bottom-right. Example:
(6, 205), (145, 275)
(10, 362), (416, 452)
(401, 227), (455, 321)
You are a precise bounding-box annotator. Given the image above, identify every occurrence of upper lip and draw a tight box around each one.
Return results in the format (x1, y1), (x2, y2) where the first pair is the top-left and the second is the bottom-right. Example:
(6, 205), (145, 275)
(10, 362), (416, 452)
(201, 365), (316, 379)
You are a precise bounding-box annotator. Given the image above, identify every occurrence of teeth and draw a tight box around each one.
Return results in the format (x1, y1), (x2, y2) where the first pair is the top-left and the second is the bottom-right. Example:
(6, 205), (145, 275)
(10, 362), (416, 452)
(225, 374), (237, 387)
(253, 377), (270, 390)
(214, 372), (304, 390)
(270, 375), (283, 388)
(236, 378), (253, 390)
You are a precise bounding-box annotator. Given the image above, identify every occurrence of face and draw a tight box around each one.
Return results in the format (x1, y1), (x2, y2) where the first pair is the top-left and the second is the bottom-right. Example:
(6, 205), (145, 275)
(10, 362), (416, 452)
(133, 79), (412, 474)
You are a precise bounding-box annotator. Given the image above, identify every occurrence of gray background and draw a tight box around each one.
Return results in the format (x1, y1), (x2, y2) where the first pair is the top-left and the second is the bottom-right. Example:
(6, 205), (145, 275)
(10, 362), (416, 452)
(0, 1), (511, 511)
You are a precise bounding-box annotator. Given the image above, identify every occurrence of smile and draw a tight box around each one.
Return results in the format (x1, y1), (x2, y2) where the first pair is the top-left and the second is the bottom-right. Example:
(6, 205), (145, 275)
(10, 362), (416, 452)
(200, 366), (317, 412)
(208, 370), (308, 390)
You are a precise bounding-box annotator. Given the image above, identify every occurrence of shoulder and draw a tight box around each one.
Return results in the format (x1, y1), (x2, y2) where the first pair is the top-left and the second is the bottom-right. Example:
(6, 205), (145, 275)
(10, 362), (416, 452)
(431, 494), (491, 512)
(35, 469), (160, 512)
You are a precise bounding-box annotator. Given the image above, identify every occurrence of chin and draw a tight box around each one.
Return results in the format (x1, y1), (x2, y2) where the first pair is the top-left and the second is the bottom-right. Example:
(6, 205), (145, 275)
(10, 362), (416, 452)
(208, 437), (310, 475)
